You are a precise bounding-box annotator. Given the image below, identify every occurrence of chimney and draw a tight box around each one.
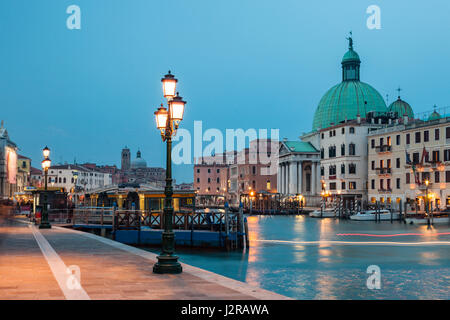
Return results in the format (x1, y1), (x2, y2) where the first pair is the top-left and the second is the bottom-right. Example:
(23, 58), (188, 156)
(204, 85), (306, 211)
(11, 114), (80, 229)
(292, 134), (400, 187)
(356, 113), (361, 124)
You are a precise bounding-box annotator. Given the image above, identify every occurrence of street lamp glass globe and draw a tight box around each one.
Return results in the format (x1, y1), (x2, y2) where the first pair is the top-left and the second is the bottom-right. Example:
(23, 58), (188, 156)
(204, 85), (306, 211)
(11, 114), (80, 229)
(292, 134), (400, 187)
(41, 158), (51, 170)
(43, 146), (50, 158)
(169, 92), (186, 123)
(161, 71), (177, 99)
(154, 105), (169, 131)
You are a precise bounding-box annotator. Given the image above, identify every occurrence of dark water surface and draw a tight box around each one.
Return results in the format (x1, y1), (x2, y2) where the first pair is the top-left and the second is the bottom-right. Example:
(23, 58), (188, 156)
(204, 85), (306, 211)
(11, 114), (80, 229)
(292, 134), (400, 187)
(148, 215), (450, 299)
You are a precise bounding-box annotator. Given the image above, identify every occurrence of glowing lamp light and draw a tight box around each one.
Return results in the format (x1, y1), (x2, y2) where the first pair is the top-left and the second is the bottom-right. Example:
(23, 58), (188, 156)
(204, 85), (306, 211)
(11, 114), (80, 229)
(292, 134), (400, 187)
(41, 158), (51, 170)
(43, 146), (50, 158)
(250, 191), (255, 197)
(154, 104), (169, 133)
(161, 70), (177, 99)
(169, 92), (186, 126)
(425, 180), (429, 186)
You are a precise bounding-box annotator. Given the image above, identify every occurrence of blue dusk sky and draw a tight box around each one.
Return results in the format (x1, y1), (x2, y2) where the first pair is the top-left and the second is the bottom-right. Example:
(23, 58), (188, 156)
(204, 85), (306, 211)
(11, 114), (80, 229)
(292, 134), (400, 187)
(1, 0), (449, 183)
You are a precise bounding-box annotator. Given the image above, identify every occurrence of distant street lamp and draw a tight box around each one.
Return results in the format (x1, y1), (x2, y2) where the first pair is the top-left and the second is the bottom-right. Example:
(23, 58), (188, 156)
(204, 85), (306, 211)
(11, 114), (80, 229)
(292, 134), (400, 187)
(153, 71), (186, 274)
(424, 179), (429, 214)
(40, 146), (52, 229)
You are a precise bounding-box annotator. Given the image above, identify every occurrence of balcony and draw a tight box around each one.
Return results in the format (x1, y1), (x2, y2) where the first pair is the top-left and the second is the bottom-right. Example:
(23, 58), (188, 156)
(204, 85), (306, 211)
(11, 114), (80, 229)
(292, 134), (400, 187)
(375, 145), (392, 153)
(377, 188), (392, 193)
(375, 167), (392, 175)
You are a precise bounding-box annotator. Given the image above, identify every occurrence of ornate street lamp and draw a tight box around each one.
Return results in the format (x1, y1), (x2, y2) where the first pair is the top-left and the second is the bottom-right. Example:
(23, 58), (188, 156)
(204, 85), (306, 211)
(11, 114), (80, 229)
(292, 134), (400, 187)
(424, 179), (430, 214)
(40, 146), (52, 229)
(153, 71), (186, 274)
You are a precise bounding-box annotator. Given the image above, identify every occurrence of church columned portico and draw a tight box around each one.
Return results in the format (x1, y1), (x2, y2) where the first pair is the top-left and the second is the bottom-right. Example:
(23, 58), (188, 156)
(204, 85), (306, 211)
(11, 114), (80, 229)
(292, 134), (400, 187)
(278, 141), (321, 206)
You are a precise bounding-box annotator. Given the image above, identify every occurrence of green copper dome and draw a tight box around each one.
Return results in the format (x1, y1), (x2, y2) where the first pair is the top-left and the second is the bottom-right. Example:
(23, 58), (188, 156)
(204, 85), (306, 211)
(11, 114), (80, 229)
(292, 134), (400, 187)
(428, 110), (441, 121)
(313, 81), (387, 130)
(312, 35), (387, 130)
(388, 97), (414, 118)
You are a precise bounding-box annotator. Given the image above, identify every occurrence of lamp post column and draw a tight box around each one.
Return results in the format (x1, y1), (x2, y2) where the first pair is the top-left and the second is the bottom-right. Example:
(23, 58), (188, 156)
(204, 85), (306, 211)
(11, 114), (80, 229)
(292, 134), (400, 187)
(40, 167), (51, 229)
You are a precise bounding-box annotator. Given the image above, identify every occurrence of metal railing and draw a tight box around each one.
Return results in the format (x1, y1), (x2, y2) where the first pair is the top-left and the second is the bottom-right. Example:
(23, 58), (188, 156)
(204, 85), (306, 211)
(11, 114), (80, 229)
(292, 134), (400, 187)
(72, 208), (239, 231)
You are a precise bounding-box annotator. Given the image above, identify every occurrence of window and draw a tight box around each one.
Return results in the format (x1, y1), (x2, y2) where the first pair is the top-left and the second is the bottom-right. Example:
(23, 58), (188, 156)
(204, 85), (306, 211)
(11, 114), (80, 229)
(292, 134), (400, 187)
(208, 168), (211, 173)
(329, 165), (336, 176)
(63, 177), (66, 183)
(371, 179), (375, 189)
(342, 181), (346, 189)
(424, 130), (429, 142)
(349, 182), (356, 189)
(320, 148), (324, 159)
(341, 144), (345, 156)
(432, 150), (440, 162)
(406, 133), (410, 144)
(396, 178), (400, 189)
(58, 177), (62, 183)
(266, 180), (271, 190)
(422, 172), (430, 182)
(321, 133), (324, 139)
(445, 149), (450, 161)
(387, 179), (391, 190)
(396, 135), (400, 145)
(435, 171), (440, 183)
(320, 167), (324, 176)
(196, 178), (200, 183)
(217, 169), (220, 173)
(349, 143), (356, 156)
(406, 173), (410, 184)
(216, 177), (220, 183)
(396, 158), (400, 168)
(329, 131), (333, 137)
(446, 171), (450, 183)
(342, 128), (345, 134)
(328, 146), (336, 158)
(330, 183), (336, 190)
(379, 137), (384, 146)
(252, 166), (256, 175)
(446, 127), (450, 139)
(435, 128), (440, 140)
(341, 164), (345, 174)
(371, 139), (375, 149)
(349, 163), (356, 174)
(207, 178), (211, 183)
(349, 127), (355, 134)
(387, 136), (391, 146)
(380, 179), (384, 190)
(415, 132), (421, 143)
(371, 161), (375, 170)
(413, 153), (420, 164)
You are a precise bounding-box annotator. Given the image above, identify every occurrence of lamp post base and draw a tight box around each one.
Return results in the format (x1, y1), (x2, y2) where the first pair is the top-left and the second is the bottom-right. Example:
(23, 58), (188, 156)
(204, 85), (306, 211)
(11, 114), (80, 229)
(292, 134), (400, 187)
(153, 255), (182, 274)
(39, 223), (52, 229)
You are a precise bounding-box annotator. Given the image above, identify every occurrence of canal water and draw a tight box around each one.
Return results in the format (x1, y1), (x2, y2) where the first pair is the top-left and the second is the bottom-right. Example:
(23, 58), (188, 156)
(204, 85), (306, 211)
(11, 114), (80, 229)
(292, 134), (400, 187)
(149, 215), (450, 299)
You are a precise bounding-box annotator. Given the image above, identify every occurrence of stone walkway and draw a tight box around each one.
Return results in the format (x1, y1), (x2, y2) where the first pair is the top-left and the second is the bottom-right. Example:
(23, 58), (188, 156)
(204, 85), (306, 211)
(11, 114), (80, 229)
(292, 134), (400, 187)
(0, 218), (288, 300)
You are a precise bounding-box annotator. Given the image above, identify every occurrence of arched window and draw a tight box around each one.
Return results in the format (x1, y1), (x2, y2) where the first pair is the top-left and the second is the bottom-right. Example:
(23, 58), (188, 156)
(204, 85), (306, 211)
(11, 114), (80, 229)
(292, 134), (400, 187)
(341, 144), (345, 156)
(349, 143), (356, 155)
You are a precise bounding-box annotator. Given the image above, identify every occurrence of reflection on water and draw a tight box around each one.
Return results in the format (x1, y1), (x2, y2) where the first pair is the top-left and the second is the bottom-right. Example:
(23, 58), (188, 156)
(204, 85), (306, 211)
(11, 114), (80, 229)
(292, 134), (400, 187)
(154, 216), (450, 299)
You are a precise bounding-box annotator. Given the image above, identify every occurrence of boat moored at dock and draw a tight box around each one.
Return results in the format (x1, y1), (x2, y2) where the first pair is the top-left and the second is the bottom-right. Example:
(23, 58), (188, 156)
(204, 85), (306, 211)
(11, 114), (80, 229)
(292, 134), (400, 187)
(350, 209), (399, 221)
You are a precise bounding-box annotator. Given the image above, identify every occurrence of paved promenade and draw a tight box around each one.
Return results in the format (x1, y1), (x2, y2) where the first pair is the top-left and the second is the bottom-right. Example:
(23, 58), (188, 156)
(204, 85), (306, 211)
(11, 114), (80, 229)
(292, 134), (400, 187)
(0, 217), (287, 300)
